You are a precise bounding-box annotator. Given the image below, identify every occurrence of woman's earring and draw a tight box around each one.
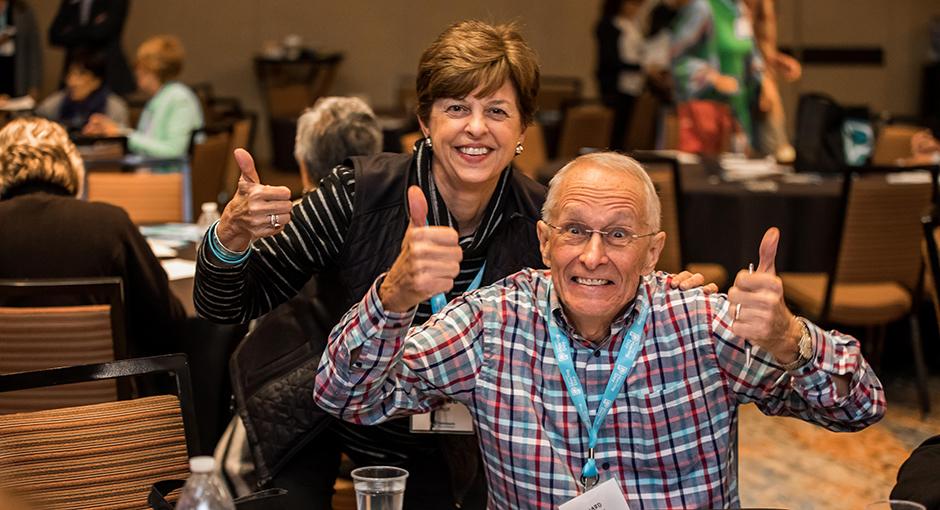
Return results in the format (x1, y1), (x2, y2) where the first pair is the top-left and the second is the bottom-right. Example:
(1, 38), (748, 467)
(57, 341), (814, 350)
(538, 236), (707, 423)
(515, 142), (524, 156)
(425, 136), (432, 148)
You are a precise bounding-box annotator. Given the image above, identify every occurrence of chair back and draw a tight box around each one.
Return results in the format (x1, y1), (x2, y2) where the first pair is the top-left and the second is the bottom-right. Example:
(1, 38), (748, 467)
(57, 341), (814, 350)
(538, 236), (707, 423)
(634, 154), (684, 274)
(400, 131), (422, 154)
(0, 355), (199, 510)
(220, 113), (257, 204)
(625, 90), (661, 151)
(556, 103), (614, 160)
(921, 203), (940, 329)
(189, 129), (232, 214)
(536, 76), (582, 114)
(822, 166), (937, 318)
(86, 172), (184, 224)
(0, 278), (126, 413)
(513, 122), (548, 181)
(872, 124), (922, 166)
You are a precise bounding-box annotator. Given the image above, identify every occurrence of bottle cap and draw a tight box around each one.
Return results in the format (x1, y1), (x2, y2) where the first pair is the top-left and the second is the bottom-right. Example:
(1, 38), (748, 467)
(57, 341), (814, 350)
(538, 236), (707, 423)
(201, 202), (218, 212)
(189, 456), (215, 473)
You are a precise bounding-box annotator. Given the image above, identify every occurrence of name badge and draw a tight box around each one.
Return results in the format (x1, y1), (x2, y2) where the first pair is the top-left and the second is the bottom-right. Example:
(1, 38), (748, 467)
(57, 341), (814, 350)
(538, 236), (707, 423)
(409, 401), (474, 434)
(559, 478), (630, 510)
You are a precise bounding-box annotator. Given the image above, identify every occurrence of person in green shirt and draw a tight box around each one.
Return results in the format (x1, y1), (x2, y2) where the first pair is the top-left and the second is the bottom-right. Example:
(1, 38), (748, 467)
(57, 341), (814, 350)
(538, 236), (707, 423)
(84, 34), (203, 159)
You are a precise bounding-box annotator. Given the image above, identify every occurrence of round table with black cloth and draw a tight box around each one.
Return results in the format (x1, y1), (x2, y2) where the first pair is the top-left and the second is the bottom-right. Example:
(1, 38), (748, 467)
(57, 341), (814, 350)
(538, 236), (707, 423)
(679, 165), (843, 277)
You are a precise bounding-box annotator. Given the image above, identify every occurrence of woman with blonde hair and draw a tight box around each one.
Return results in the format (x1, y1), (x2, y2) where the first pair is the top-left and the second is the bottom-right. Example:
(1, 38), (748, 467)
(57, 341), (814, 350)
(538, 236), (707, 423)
(84, 34), (203, 159)
(0, 117), (184, 359)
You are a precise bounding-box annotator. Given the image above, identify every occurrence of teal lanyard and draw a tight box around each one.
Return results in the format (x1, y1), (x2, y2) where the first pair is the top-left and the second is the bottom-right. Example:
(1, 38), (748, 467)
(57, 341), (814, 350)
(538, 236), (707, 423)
(430, 263), (486, 313)
(545, 281), (650, 489)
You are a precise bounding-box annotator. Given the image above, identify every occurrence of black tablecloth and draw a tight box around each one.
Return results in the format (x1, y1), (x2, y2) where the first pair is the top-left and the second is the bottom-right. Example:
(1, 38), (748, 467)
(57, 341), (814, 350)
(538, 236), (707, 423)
(680, 166), (843, 276)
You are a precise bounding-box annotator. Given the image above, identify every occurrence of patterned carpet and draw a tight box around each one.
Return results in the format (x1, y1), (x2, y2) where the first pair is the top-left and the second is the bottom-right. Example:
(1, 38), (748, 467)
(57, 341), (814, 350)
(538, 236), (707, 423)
(739, 374), (940, 510)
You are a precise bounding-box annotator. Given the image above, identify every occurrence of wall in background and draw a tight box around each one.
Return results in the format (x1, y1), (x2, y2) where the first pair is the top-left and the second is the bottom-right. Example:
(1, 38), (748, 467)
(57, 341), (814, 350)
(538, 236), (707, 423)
(29, 0), (940, 161)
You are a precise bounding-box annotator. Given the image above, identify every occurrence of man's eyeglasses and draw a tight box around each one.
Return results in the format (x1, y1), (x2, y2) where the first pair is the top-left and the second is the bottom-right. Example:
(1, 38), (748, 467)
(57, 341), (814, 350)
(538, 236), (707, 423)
(544, 221), (657, 248)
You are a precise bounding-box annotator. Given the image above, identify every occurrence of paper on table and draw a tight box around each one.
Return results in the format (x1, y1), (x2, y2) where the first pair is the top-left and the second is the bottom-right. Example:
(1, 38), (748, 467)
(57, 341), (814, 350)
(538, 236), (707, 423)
(160, 258), (197, 280)
(886, 171), (932, 184)
(147, 239), (179, 258)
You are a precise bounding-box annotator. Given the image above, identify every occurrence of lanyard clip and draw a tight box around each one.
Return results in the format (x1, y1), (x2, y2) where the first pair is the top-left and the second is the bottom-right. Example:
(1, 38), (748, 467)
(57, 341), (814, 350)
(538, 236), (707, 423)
(580, 474), (599, 490)
(580, 447), (599, 489)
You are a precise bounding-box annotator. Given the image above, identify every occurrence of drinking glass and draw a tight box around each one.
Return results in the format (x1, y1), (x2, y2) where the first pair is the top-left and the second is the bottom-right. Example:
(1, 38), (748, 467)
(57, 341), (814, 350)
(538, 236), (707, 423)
(865, 500), (927, 510)
(351, 466), (409, 510)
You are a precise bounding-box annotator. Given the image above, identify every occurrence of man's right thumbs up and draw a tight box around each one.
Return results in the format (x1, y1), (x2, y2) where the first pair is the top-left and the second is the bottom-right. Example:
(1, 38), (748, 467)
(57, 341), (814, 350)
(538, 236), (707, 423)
(215, 148), (294, 252)
(379, 185), (463, 313)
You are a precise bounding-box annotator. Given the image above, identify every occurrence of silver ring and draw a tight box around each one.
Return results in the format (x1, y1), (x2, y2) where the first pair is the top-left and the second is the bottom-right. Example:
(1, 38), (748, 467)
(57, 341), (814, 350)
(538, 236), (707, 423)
(269, 213), (280, 228)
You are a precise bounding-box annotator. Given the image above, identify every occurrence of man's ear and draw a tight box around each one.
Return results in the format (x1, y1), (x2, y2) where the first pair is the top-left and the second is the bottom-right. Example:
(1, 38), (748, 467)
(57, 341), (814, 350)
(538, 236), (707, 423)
(536, 220), (552, 268)
(641, 231), (667, 275)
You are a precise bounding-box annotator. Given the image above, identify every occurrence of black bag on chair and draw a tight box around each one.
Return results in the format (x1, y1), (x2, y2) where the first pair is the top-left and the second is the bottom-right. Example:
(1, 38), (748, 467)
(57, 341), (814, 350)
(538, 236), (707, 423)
(148, 479), (287, 510)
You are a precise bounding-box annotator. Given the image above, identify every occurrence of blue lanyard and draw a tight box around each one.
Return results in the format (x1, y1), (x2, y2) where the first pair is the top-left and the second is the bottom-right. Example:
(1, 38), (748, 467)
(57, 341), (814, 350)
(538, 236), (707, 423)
(430, 263), (486, 313)
(545, 281), (650, 489)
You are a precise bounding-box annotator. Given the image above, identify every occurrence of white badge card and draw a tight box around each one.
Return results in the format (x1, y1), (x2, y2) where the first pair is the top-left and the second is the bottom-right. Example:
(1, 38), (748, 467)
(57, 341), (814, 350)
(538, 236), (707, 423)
(410, 401), (474, 434)
(559, 478), (630, 510)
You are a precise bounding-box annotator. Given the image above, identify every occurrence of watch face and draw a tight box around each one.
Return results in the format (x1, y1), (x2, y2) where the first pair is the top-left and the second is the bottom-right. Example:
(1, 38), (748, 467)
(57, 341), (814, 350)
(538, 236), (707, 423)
(798, 322), (813, 360)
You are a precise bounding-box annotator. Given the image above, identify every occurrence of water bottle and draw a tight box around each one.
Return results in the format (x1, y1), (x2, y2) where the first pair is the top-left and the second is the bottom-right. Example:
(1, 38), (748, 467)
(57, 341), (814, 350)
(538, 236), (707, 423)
(176, 456), (236, 510)
(196, 202), (221, 239)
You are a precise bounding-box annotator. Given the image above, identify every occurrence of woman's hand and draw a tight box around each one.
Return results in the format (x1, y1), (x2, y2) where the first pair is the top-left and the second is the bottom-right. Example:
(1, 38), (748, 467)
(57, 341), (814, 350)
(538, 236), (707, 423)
(82, 113), (121, 136)
(670, 271), (719, 294)
(215, 148), (294, 252)
(379, 186), (463, 313)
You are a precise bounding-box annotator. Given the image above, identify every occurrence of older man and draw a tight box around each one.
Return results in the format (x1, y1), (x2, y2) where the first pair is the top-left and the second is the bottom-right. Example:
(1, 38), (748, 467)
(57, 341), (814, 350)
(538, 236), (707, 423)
(314, 152), (885, 509)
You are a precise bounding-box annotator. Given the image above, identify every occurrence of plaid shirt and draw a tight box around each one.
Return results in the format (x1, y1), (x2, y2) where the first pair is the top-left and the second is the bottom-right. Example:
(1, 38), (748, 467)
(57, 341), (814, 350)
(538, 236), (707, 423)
(315, 269), (885, 509)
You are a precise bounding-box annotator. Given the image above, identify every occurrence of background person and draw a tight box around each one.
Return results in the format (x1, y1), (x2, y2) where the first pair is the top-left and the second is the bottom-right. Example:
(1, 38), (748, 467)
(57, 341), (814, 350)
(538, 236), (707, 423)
(83, 34), (203, 160)
(220, 96), (384, 504)
(314, 151), (885, 509)
(0, 117), (184, 361)
(0, 0), (41, 100)
(48, 0), (134, 96)
(595, 0), (647, 150)
(35, 47), (128, 132)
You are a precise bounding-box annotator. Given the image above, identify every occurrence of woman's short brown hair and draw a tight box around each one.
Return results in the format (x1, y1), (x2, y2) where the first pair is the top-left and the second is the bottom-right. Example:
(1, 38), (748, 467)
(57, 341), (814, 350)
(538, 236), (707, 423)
(416, 20), (540, 127)
(0, 117), (85, 198)
(136, 35), (185, 83)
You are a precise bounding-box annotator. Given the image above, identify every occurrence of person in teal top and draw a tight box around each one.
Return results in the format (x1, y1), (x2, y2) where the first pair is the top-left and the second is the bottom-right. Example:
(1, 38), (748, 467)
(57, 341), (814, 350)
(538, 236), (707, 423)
(85, 34), (203, 159)
(670, 0), (761, 153)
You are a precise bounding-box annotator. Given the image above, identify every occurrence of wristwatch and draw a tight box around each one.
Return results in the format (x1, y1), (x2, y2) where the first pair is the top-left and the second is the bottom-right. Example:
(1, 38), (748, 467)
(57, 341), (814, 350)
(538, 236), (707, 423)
(781, 317), (814, 371)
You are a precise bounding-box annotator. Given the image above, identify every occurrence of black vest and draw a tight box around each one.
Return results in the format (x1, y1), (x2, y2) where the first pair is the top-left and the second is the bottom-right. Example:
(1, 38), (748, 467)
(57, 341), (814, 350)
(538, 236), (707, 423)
(231, 152), (546, 486)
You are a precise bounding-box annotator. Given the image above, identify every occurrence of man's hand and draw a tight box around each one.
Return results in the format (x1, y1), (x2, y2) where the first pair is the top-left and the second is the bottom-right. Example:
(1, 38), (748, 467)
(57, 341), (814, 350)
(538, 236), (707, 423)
(379, 186), (462, 313)
(773, 53), (802, 82)
(727, 228), (802, 363)
(215, 148), (294, 252)
(670, 271), (719, 294)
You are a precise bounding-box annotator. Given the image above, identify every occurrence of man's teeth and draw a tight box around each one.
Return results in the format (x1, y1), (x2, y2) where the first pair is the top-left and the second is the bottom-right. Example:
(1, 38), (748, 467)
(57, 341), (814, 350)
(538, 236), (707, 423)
(459, 146), (490, 155)
(574, 277), (609, 286)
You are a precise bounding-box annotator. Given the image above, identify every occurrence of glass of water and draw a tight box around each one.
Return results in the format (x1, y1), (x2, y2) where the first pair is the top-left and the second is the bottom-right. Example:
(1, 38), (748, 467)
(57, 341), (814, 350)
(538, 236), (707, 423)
(351, 466), (409, 510)
(866, 500), (927, 510)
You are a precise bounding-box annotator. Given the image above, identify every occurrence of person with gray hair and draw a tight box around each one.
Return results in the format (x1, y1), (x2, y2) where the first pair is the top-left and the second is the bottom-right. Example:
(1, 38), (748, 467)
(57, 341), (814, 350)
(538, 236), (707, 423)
(0, 117), (183, 359)
(293, 96), (382, 191)
(315, 151), (884, 509)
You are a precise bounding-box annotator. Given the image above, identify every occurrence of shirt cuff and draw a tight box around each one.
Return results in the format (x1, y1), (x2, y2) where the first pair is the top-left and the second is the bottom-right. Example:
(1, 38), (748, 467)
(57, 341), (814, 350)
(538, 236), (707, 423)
(786, 320), (859, 405)
(343, 274), (416, 371)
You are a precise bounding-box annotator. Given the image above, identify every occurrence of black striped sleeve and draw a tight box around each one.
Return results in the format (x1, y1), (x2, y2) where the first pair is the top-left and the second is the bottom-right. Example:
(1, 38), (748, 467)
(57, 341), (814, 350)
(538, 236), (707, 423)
(193, 165), (356, 323)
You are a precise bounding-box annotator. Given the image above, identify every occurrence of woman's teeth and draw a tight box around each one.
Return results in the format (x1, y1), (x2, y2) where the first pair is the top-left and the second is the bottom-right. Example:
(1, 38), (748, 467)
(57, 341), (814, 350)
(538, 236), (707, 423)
(459, 146), (490, 155)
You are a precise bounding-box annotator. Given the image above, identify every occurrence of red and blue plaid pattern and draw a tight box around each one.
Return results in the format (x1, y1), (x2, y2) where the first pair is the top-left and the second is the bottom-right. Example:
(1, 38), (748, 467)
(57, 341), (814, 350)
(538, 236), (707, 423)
(315, 269), (885, 509)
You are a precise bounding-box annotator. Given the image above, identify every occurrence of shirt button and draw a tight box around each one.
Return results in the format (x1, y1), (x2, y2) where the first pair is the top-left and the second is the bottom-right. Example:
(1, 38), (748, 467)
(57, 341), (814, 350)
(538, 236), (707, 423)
(602, 462), (610, 470)
(593, 350), (601, 358)
(353, 361), (363, 368)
